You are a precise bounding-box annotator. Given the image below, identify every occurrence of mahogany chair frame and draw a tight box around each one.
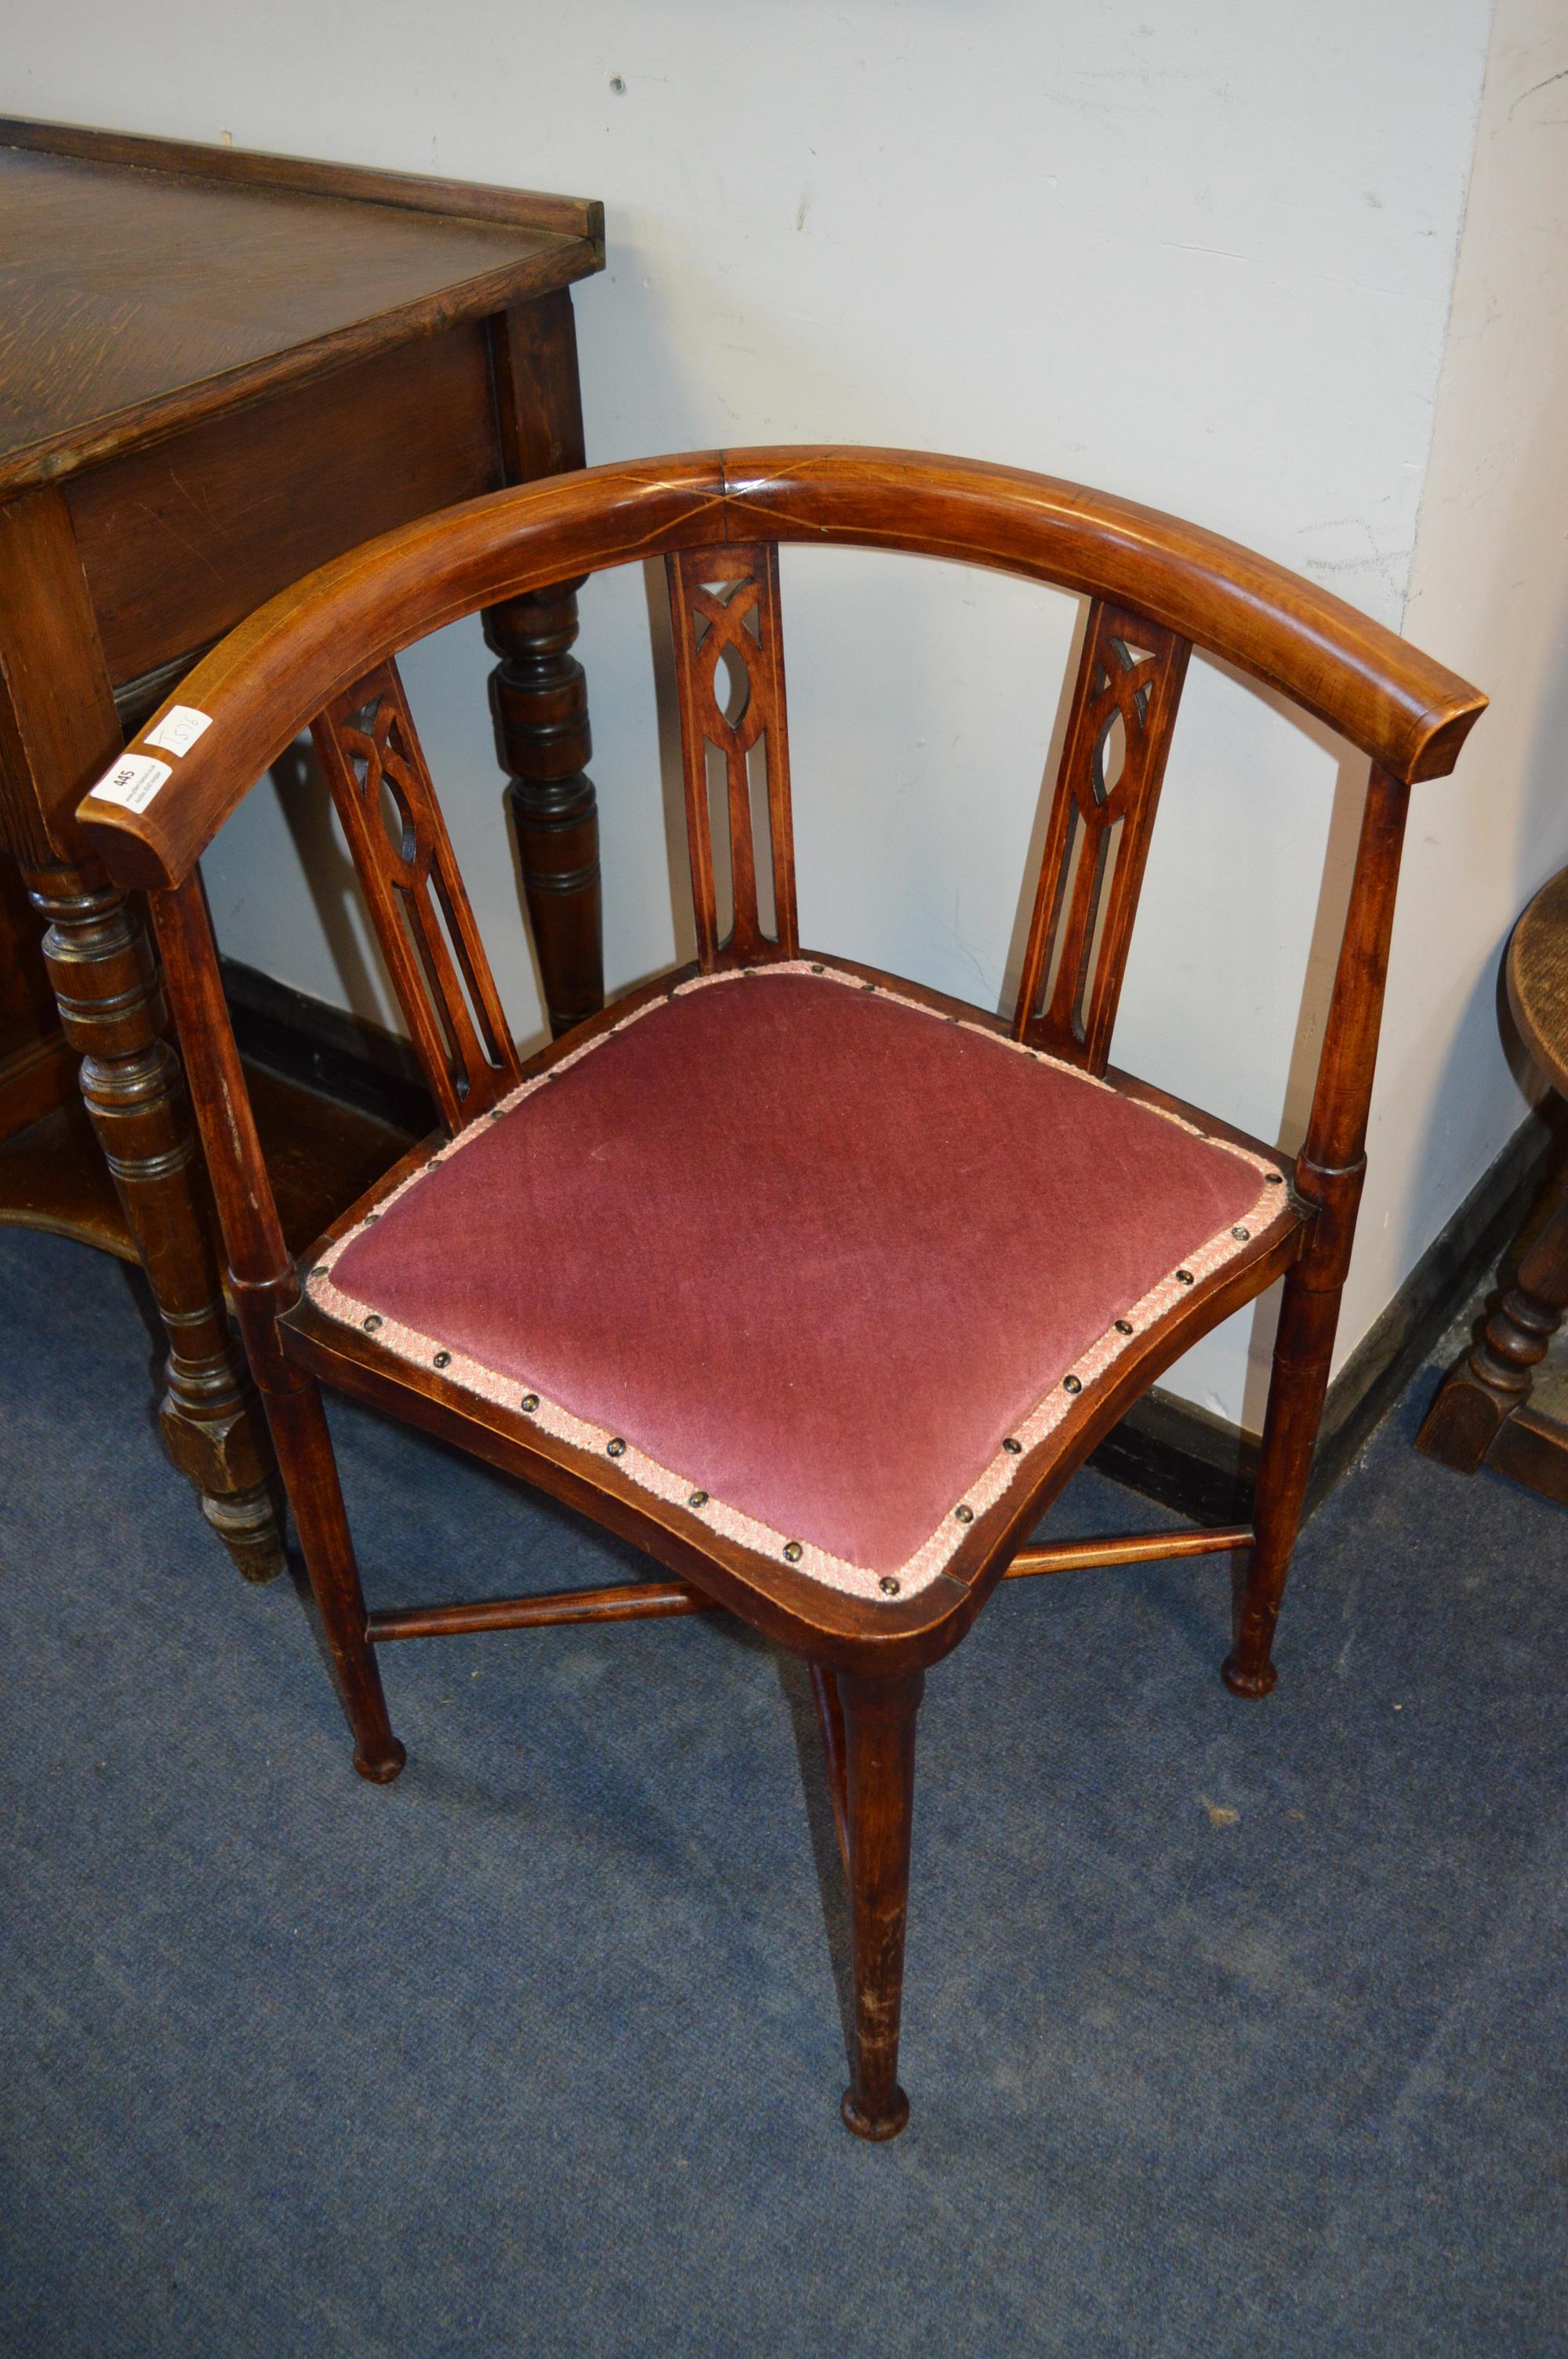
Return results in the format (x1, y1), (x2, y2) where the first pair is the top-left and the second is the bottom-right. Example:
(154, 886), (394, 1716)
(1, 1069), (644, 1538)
(78, 448), (1485, 2140)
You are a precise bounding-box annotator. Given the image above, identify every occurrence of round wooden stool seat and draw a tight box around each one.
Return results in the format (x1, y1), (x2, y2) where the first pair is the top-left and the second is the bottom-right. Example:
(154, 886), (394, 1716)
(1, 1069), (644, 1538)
(1508, 865), (1568, 1102)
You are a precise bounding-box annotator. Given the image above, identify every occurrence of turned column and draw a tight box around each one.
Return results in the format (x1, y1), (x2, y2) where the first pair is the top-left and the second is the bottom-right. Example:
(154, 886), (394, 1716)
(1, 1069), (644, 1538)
(485, 291), (603, 1038)
(1417, 1172), (1568, 1474)
(1417, 867), (1568, 1489)
(27, 863), (283, 1579)
(0, 485), (283, 1581)
(485, 578), (603, 1036)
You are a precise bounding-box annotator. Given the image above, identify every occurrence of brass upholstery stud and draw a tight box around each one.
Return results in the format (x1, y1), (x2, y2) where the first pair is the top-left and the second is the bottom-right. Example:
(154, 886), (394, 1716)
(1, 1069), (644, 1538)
(1003, 1437), (1023, 1455)
(783, 1539), (803, 1562)
(1232, 1225), (1250, 1241)
(1063, 1374), (1082, 1394)
(688, 1490), (709, 1509)
(311, 1264), (328, 1279)
(1176, 1268), (1195, 1285)
(607, 1437), (626, 1459)
(810, 962), (825, 973)
(955, 1504), (975, 1524)
(362, 1314), (382, 1332)
(434, 1350), (451, 1369)
(880, 1576), (901, 1596)
(1265, 1172), (1284, 1185)
(521, 1393), (539, 1412)
(1116, 1318), (1134, 1335)
(862, 981), (876, 993)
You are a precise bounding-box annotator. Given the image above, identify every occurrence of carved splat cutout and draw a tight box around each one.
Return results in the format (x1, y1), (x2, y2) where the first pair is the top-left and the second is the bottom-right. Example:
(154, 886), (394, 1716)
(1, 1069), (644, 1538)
(1013, 603), (1190, 1072)
(666, 543), (798, 967)
(312, 660), (522, 1131)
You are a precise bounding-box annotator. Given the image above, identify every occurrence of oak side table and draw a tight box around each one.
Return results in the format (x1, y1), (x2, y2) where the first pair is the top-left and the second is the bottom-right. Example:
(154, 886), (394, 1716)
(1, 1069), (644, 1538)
(1417, 864), (1568, 1503)
(0, 118), (606, 1579)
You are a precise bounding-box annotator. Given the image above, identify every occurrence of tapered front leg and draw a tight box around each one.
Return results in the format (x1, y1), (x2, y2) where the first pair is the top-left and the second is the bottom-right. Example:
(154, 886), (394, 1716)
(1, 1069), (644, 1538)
(147, 878), (402, 1783)
(1223, 1266), (1338, 1698)
(808, 1660), (850, 1871)
(258, 1369), (405, 1783)
(837, 1667), (924, 2140)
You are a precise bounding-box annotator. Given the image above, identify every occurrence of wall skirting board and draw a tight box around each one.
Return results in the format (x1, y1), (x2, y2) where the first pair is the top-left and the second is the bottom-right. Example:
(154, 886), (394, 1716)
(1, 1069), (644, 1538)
(220, 955), (1562, 1531)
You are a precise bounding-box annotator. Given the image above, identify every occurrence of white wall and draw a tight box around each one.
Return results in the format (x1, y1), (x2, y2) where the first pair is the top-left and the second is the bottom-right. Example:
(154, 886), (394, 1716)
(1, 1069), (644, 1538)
(9, 2), (1506, 1424)
(1354, 0), (1568, 1372)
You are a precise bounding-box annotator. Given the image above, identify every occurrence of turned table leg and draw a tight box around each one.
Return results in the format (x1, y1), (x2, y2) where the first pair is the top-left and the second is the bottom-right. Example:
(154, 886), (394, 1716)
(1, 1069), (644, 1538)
(28, 861), (285, 1581)
(0, 483), (284, 1580)
(485, 578), (603, 1038)
(485, 290), (603, 1040)
(1416, 1167), (1568, 1476)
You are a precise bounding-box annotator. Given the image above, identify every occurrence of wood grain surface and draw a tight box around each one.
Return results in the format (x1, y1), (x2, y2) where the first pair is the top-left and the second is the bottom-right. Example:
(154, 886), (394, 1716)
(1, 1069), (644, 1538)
(0, 124), (601, 493)
(1507, 865), (1568, 1100)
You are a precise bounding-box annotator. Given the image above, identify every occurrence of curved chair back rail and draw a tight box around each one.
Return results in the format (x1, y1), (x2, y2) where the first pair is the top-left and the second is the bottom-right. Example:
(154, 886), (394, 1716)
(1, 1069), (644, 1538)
(78, 445), (1483, 895)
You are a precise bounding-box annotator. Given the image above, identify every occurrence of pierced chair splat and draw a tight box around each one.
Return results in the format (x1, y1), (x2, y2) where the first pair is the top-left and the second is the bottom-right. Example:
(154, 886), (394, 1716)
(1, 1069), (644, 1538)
(78, 445), (1485, 2142)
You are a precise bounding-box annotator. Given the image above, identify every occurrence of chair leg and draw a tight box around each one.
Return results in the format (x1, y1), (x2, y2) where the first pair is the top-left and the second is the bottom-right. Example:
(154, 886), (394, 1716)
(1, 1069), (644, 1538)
(263, 1378), (405, 1783)
(808, 1660), (850, 1873)
(837, 1667), (924, 2140)
(1223, 1266), (1338, 1699)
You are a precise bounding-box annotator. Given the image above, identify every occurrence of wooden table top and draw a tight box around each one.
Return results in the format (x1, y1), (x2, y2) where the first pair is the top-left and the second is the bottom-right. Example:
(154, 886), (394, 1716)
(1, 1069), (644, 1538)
(1508, 865), (1568, 1100)
(0, 118), (603, 496)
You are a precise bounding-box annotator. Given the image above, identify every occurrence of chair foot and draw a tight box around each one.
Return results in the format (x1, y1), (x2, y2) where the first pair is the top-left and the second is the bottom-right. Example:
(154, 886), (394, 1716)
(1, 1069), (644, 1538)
(353, 1739), (408, 1784)
(1221, 1652), (1277, 1699)
(841, 2085), (910, 2142)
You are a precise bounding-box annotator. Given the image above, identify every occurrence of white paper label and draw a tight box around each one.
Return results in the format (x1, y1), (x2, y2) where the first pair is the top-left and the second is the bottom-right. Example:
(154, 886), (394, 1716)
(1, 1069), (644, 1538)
(143, 704), (213, 756)
(90, 754), (172, 813)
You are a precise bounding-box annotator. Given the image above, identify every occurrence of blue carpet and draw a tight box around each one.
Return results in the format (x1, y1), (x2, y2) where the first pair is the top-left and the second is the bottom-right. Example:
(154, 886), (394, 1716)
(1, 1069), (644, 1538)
(2, 1219), (1566, 2357)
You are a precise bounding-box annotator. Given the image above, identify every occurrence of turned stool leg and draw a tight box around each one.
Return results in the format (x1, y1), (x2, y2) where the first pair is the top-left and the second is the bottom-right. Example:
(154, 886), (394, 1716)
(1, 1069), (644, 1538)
(1416, 1172), (1568, 1474)
(837, 1668), (924, 2140)
(28, 862), (285, 1582)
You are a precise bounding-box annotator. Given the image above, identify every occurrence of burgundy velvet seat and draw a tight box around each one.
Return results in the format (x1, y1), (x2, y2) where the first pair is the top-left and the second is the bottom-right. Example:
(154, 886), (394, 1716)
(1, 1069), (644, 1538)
(310, 961), (1283, 1601)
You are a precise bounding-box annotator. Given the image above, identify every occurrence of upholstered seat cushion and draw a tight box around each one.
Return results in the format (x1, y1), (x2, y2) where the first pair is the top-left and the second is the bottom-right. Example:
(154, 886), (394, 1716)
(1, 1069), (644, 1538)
(307, 964), (1284, 1601)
